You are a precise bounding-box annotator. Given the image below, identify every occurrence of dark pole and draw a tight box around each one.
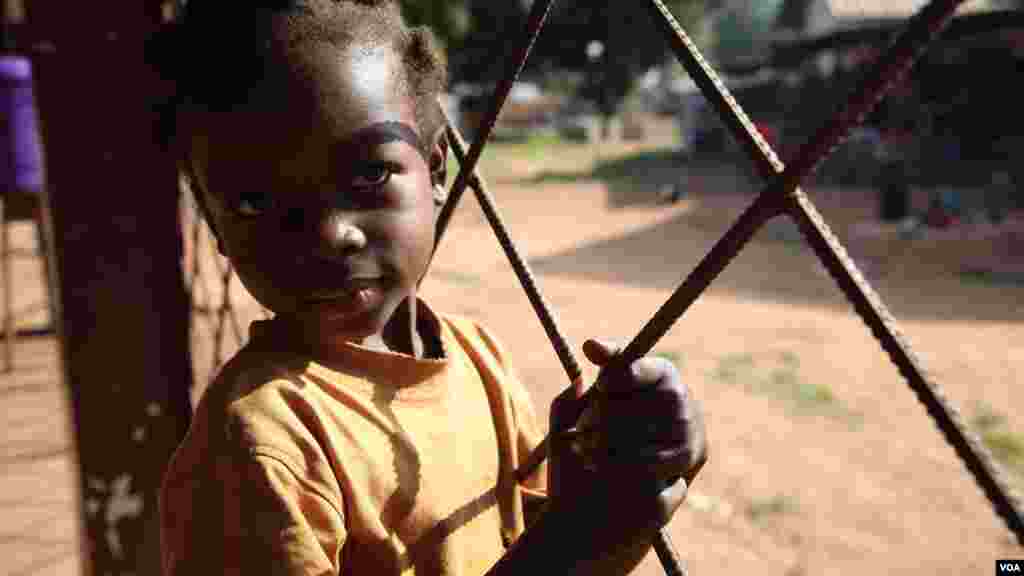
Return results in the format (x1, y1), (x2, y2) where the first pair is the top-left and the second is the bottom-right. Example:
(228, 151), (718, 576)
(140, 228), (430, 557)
(23, 1), (192, 574)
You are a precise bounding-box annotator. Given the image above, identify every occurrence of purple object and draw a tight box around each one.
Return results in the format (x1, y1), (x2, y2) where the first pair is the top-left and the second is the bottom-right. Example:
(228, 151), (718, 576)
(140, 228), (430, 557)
(0, 56), (43, 193)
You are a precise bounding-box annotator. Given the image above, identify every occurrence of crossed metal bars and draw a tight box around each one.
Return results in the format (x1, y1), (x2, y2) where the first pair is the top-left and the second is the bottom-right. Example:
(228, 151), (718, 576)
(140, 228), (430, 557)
(428, 0), (1024, 573)
(183, 0), (1024, 573)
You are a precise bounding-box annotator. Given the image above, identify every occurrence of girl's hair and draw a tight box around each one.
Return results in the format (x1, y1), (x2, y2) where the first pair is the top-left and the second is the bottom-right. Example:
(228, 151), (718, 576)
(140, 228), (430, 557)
(149, 0), (448, 152)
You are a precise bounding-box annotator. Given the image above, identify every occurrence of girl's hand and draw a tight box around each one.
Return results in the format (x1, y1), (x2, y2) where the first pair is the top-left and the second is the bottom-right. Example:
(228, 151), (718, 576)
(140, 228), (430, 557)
(548, 339), (707, 531)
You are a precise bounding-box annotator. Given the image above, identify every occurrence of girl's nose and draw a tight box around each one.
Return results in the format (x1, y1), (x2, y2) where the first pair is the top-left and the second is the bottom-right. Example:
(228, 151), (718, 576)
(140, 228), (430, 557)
(317, 211), (367, 257)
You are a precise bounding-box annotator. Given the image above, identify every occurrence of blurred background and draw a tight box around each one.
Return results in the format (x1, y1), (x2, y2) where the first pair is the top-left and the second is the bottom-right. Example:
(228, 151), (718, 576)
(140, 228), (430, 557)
(4, 1), (1024, 575)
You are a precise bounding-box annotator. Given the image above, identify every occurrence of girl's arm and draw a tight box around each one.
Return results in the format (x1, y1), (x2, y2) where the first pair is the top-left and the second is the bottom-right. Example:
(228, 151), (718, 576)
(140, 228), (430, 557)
(488, 472), (686, 576)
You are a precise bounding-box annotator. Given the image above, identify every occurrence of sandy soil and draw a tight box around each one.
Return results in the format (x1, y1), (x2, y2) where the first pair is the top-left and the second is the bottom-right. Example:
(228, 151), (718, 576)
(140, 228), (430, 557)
(3, 125), (1023, 575)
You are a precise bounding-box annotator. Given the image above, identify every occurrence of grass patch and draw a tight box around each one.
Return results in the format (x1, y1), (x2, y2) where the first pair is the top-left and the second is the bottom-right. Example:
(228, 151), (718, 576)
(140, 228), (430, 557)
(431, 268), (483, 287)
(448, 131), (581, 182)
(487, 131), (575, 161)
(959, 269), (1024, 287)
(709, 352), (861, 427)
(589, 149), (681, 181)
(525, 148), (679, 187)
(970, 402), (1024, 472)
(519, 167), (591, 185)
(520, 132), (570, 158)
(745, 494), (799, 524)
(710, 353), (755, 386)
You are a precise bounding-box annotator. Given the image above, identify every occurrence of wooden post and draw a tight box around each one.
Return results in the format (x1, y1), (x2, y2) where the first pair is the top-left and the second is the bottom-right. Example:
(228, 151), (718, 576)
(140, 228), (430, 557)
(21, 1), (193, 574)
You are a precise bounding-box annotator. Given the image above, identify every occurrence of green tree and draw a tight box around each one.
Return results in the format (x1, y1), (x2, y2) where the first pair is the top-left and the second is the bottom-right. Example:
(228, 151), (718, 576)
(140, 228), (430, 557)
(397, 0), (470, 51)
(402, 0), (708, 120)
(559, 1), (706, 133)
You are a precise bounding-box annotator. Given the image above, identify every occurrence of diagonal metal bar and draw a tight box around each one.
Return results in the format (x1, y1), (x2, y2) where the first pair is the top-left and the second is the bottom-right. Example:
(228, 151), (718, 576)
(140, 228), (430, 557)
(519, 0), (1024, 545)
(441, 109), (688, 576)
(515, 190), (784, 484)
(629, 0), (957, 363)
(433, 0), (557, 250)
(769, 0), (967, 203)
(646, 0), (785, 181)
(429, 0), (1023, 566)
(785, 191), (1024, 544)
(441, 108), (583, 390)
(639, 0), (1024, 544)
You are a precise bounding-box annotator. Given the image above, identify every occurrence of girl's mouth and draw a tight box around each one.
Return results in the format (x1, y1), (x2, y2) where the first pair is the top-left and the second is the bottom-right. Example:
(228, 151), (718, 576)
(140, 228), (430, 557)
(305, 280), (386, 321)
(307, 275), (384, 300)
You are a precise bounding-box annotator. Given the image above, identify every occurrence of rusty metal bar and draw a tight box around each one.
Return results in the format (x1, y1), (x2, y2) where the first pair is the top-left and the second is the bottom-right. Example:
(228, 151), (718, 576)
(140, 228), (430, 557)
(640, 0), (1024, 544)
(442, 107), (687, 575)
(437, 0), (1024, 566)
(515, 190), (782, 483)
(433, 0), (556, 248)
(646, 0), (785, 181)
(770, 0), (968, 201)
(626, 0), (956, 365)
(442, 107), (583, 390)
(651, 530), (687, 576)
(517, 0), (1024, 549)
(165, 0), (1021, 564)
(785, 189), (1024, 542)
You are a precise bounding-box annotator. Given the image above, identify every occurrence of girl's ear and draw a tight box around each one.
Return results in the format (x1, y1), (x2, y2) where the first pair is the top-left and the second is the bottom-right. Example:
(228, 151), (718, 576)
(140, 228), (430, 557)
(428, 127), (449, 206)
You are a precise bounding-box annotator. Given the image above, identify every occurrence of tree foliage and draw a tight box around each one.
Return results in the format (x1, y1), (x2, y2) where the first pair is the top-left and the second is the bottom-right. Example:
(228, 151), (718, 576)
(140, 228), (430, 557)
(402, 0), (707, 112)
(397, 0), (470, 52)
(554, 1), (706, 116)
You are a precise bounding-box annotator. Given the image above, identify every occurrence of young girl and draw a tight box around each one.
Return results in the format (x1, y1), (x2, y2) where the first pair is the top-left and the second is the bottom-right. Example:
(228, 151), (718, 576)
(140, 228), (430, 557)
(155, 1), (706, 574)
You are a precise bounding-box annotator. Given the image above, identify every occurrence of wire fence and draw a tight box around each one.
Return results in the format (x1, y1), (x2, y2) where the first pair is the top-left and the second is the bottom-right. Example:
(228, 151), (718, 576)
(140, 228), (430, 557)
(179, 180), (269, 398)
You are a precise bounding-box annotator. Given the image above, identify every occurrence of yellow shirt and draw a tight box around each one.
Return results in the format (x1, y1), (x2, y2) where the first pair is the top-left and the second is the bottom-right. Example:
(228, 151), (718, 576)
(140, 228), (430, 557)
(160, 300), (548, 575)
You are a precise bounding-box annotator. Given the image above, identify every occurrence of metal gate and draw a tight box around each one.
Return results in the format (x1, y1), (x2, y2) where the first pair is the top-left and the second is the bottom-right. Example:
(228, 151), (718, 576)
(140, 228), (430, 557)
(181, 1), (1024, 574)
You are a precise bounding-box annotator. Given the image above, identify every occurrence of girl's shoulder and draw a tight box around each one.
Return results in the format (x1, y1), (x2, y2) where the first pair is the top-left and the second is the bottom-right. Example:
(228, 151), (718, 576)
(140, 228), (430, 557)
(438, 312), (513, 369)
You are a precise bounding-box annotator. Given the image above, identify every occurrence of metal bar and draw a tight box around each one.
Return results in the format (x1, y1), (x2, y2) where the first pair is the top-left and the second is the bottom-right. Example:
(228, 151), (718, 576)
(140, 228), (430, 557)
(646, 0), (785, 182)
(429, 0), (1021, 564)
(771, 0), (968, 202)
(644, 0), (1024, 544)
(652, 530), (687, 576)
(433, 0), (557, 250)
(442, 104), (688, 576)
(442, 108), (583, 389)
(785, 190), (1024, 543)
(516, 190), (782, 482)
(519, 0), (1024, 538)
(617, 0), (958, 372)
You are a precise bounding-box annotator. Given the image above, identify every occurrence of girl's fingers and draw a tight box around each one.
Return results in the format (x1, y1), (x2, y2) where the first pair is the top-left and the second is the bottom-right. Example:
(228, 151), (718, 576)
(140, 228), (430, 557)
(582, 339), (620, 366)
(579, 338), (708, 486)
(602, 392), (707, 484)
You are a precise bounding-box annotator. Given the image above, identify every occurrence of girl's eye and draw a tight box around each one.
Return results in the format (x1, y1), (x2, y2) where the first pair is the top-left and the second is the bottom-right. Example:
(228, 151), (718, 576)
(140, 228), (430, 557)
(352, 164), (393, 189)
(234, 191), (274, 217)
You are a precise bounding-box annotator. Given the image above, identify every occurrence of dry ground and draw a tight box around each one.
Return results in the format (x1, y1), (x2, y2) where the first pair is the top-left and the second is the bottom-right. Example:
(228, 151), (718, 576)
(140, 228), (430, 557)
(3, 119), (1023, 575)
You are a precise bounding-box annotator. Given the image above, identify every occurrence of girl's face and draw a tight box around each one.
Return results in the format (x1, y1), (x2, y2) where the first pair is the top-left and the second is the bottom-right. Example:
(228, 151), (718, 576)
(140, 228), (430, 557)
(189, 40), (442, 352)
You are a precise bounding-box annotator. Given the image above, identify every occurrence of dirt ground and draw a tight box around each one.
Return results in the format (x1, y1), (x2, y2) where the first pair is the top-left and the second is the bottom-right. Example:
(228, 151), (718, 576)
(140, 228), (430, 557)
(3, 120), (1024, 575)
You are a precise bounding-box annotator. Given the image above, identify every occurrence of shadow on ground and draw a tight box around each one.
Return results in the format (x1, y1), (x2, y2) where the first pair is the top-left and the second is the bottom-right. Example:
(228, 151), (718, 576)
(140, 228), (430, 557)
(527, 205), (1024, 323)
(522, 149), (761, 209)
